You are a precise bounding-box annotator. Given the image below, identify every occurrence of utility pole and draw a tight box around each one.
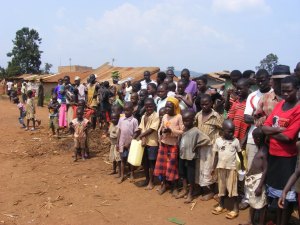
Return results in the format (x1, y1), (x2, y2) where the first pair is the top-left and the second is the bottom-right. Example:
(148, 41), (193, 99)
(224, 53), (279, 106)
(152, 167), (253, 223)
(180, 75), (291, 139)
(112, 58), (115, 66)
(69, 58), (72, 71)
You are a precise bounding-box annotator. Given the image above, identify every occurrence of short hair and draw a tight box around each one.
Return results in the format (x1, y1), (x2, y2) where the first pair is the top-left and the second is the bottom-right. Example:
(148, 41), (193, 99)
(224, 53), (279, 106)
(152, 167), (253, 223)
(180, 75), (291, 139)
(168, 82), (176, 92)
(64, 75), (70, 80)
(281, 75), (298, 89)
(198, 76), (208, 84)
(252, 127), (265, 139)
(230, 70), (242, 77)
(112, 104), (123, 112)
(182, 109), (195, 118)
(147, 82), (157, 90)
(157, 71), (167, 81)
(243, 70), (255, 79)
(144, 70), (150, 76)
(103, 81), (109, 88)
(124, 101), (133, 108)
(181, 68), (190, 76)
(157, 83), (168, 90)
(144, 97), (155, 105)
(237, 78), (250, 87)
(256, 69), (269, 78)
(200, 94), (212, 102)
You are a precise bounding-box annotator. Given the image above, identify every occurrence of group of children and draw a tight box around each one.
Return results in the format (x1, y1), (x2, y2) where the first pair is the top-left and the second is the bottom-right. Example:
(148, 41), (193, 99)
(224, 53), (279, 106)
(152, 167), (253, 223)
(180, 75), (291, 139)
(10, 66), (300, 224)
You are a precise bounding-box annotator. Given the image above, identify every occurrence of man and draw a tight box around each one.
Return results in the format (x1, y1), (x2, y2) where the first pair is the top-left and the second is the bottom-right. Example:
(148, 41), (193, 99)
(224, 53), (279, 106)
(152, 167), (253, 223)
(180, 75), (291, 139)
(74, 76), (86, 103)
(181, 68), (197, 97)
(87, 74), (100, 129)
(6, 79), (13, 101)
(37, 79), (44, 107)
(63, 75), (75, 126)
(140, 71), (157, 90)
(240, 69), (273, 210)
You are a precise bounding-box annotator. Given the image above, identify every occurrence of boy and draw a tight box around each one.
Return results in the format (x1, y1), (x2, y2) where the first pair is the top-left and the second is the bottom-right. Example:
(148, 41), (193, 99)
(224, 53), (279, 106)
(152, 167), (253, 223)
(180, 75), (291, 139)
(195, 94), (223, 201)
(70, 107), (91, 161)
(14, 97), (26, 128)
(177, 110), (211, 203)
(212, 119), (245, 219)
(48, 94), (61, 136)
(134, 98), (160, 190)
(108, 112), (121, 177)
(240, 127), (267, 225)
(156, 84), (168, 112)
(25, 90), (36, 131)
(117, 102), (138, 184)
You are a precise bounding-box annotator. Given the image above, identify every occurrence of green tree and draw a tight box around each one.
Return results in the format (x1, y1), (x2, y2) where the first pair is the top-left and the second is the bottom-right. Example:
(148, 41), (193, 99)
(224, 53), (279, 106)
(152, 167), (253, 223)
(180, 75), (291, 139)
(0, 66), (6, 79)
(256, 53), (279, 74)
(7, 27), (43, 76)
(43, 63), (53, 74)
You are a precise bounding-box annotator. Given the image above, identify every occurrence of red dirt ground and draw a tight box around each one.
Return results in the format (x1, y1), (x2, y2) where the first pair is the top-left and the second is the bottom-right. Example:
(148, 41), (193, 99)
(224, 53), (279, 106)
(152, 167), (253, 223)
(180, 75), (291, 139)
(0, 97), (250, 225)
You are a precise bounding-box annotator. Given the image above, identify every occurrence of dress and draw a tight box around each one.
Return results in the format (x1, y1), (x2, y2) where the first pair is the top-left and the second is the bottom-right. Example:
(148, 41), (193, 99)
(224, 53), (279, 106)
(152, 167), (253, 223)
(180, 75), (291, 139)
(72, 118), (89, 149)
(26, 98), (35, 120)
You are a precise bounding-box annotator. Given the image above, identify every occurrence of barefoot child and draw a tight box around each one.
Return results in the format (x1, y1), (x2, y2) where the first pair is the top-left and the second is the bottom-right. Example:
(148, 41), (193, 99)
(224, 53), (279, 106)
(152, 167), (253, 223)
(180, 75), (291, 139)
(117, 102), (138, 184)
(154, 97), (184, 195)
(108, 112), (121, 177)
(212, 119), (245, 219)
(13, 97), (26, 128)
(240, 127), (268, 225)
(134, 98), (160, 190)
(69, 107), (91, 161)
(48, 94), (61, 136)
(177, 110), (211, 203)
(25, 90), (36, 131)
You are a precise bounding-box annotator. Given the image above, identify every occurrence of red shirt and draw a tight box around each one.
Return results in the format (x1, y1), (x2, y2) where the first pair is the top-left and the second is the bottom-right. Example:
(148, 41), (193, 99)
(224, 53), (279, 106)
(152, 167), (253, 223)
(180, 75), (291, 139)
(228, 99), (250, 142)
(264, 100), (300, 157)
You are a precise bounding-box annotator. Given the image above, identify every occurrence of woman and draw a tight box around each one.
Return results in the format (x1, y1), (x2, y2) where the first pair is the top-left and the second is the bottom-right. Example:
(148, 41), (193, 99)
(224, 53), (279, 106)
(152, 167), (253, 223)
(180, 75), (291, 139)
(262, 76), (300, 225)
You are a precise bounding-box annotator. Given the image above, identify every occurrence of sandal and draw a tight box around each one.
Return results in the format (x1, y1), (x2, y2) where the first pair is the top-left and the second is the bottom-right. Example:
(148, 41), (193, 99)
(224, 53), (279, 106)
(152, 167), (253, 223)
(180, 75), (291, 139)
(212, 206), (227, 215)
(225, 211), (238, 219)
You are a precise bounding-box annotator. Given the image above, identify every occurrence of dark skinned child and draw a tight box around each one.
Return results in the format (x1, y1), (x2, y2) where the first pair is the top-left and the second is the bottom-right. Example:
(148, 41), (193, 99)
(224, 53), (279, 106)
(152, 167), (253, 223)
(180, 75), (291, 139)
(108, 112), (121, 177)
(69, 107), (91, 161)
(134, 98), (160, 190)
(239, 127), (268, 225)
(25, 90), (36, 131)
(48, 94), (61, 136)
(13, 97), (26, 128)
(175, 79), (193, 111)
(177, 110), (211, 203)
(116, 102), (138, 184)
(212, 119), (245, 219)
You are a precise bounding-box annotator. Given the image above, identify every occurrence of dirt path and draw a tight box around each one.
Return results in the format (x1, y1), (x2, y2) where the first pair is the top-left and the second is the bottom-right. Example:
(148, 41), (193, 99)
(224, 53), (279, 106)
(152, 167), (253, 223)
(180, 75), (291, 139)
(0, 97), (248, 225)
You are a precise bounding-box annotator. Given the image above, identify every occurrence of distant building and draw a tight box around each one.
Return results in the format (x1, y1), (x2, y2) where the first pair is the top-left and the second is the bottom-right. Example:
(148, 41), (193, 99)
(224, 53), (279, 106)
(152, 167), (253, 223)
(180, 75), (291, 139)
(58, 65), (93, 73)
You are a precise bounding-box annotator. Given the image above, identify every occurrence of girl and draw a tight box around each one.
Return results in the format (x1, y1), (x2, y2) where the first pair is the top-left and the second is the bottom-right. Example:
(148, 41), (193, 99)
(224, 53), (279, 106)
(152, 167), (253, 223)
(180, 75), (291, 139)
(25, 90), (36, 131)
(154, 97), (184, 195)
(175, 79), (193, 111)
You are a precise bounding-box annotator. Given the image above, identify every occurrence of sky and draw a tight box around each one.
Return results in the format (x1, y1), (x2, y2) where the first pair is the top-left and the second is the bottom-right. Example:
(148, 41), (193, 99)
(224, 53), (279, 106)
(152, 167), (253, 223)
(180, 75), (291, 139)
(0, 0), (299, 74)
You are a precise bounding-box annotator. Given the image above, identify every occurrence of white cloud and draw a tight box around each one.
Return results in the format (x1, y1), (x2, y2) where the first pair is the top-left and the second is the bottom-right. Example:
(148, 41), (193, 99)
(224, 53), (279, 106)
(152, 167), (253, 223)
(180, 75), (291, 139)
(212, 0), (271, 13)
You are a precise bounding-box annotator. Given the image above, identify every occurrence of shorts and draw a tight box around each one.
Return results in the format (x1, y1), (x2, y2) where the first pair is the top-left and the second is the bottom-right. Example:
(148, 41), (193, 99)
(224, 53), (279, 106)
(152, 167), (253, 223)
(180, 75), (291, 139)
(49, 117), (59, 130)
(120, 148), (129, 158)
(144, 146), (158, 160)
(217, 168), (238, 197)
(74, 137), (87, 149)
(179, 158), (196, 184)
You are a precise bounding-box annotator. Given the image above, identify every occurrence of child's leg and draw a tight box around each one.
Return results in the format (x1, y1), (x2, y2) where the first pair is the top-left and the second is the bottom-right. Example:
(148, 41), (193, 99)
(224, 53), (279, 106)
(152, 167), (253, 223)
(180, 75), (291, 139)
(74, 148), (79, 161)
(146, 159), (156, 190)
(118, 157), (126, 184)
(258, 206), (266, 225)
(129, 164), (134, 182)
(233, 196), (239, 213)
(117, 161), (121, 178)
(109, 161), (117, 175)
(158, 177), (167, 195)
(32, 118), (36, 129)
(176, 178), (188, 199)
(281, 203), (294, 225)
(26, 119), (30, 129)
(142, 147), (150, 186)
(185, 182), (195, 203)
(185, 159), (196, 203)
(219, 196), (225, 208)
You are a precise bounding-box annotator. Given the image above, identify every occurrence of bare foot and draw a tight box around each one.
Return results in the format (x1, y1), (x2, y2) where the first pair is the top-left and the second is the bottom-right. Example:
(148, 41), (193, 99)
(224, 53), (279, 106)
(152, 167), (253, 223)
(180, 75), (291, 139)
(108, 171), (117, 175)
(157, 186), (167, 195)
(200, 192), (214, 201)
(117, 177), (125, 184)
(175, 190), (188, 199)
(115, 174), (121, 178)
(184, 194), (193, 203)
(172, 189), (179, 197)
(129, 174), (134, 183)
(145, 183), (154, 190)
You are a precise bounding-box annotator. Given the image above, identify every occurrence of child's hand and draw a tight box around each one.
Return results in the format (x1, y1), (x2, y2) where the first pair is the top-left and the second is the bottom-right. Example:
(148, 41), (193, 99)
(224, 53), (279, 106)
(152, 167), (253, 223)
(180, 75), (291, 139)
(163, 127), (171, 134)
(211, 169), (215, 177)
(116, 146), (120, 152)
(255, 186), (262, 196)
(278, 193), (286, 209)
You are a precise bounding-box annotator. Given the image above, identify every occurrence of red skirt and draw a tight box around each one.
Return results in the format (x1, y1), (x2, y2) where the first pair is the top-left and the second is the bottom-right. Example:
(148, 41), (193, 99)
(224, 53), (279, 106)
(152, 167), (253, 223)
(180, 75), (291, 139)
(154, 143), (179, 181)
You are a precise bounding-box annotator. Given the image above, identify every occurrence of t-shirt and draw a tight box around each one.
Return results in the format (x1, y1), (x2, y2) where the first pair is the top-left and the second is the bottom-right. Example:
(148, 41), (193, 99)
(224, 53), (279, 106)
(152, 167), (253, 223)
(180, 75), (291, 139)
(264, 100), (300, 157)
(48, 101), (60, 117)
(117, 116), (138, 152)
(159, 114), (184, 146)
(7, 81), (13, 90)
(213, 137), (241, 170)
(140, 80), (157, 90)
(138, 112), (160, 146)
(71, 118), (89, 138)
(179, 127), (211, 160)
(244, 89), (273, 144)
(185, 80), (197, 97)
(156, 97), (167, 113)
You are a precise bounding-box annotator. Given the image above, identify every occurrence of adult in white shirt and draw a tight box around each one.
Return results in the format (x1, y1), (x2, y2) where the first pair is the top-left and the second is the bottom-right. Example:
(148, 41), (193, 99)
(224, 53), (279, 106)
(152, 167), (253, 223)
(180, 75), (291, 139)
(140, 71), (157, 90)
(240, 69), (273, 210)
(74, 76), (86, 102)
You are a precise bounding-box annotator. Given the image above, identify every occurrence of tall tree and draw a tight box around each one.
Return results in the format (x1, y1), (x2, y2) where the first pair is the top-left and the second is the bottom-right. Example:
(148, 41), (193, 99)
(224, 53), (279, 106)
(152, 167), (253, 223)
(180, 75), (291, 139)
(43, 63), (53, 74)
(7, 27), (43, 76)
(0, 66), (6, 79)
(256, 53), (279, 74)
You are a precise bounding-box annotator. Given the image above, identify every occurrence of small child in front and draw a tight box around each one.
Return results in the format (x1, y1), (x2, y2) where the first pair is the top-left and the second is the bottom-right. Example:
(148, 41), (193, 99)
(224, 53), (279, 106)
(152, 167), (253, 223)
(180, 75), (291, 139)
(135, 98), (160, 190)
(48, 94), (61, 136)
(154, 97), (184, 195)
(212, 119), (245, 219)
(25, 90), (36, 131)
(117, 102), (138, 184)
(240, 127), (267, 225)
(14, 97), (26, 128)
(108, 112), (121, 177)
(177, 110), (211, 203)
(69, 107), (91, 161)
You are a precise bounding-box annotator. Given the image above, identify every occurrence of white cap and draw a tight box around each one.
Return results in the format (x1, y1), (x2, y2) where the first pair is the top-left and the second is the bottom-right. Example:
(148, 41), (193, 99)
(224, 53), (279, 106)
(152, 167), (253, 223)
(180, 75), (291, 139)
(74, 76), (80, 81)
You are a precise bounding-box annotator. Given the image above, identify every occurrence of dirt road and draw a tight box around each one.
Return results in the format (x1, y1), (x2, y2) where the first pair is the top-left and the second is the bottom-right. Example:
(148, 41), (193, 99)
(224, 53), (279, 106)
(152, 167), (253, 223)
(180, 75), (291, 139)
(0, 97), (247, 225)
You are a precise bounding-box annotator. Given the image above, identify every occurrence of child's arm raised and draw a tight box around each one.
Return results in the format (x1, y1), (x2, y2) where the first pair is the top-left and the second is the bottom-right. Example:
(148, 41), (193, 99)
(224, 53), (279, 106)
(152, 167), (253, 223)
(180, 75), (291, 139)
(255, 148), (268, 196)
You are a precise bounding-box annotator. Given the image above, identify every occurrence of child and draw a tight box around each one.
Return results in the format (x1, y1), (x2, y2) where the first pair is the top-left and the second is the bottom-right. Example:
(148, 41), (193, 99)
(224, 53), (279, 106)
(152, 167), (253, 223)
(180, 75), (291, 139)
(240, 127), (267, 225)
(167, 82), (176, 97)
(108, 112), (121, 177)
(158, 107), (166, 122)
(195, 94), (223, 201)
(212, 119), (245, 219)
(154, 97), (184, 195)
(25, 90), (36, 131)
(156, 84), (168, 112)
(48, 95), (61, 136)
(117, 102), (138, 184)
(69, 107), (91, 161)
(114, 89), (125, 108)
(135, 98), (160, 190)
(175, 79), (193, 111)
(177, 110), (211, 203)
(14, 97), (26, 128)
